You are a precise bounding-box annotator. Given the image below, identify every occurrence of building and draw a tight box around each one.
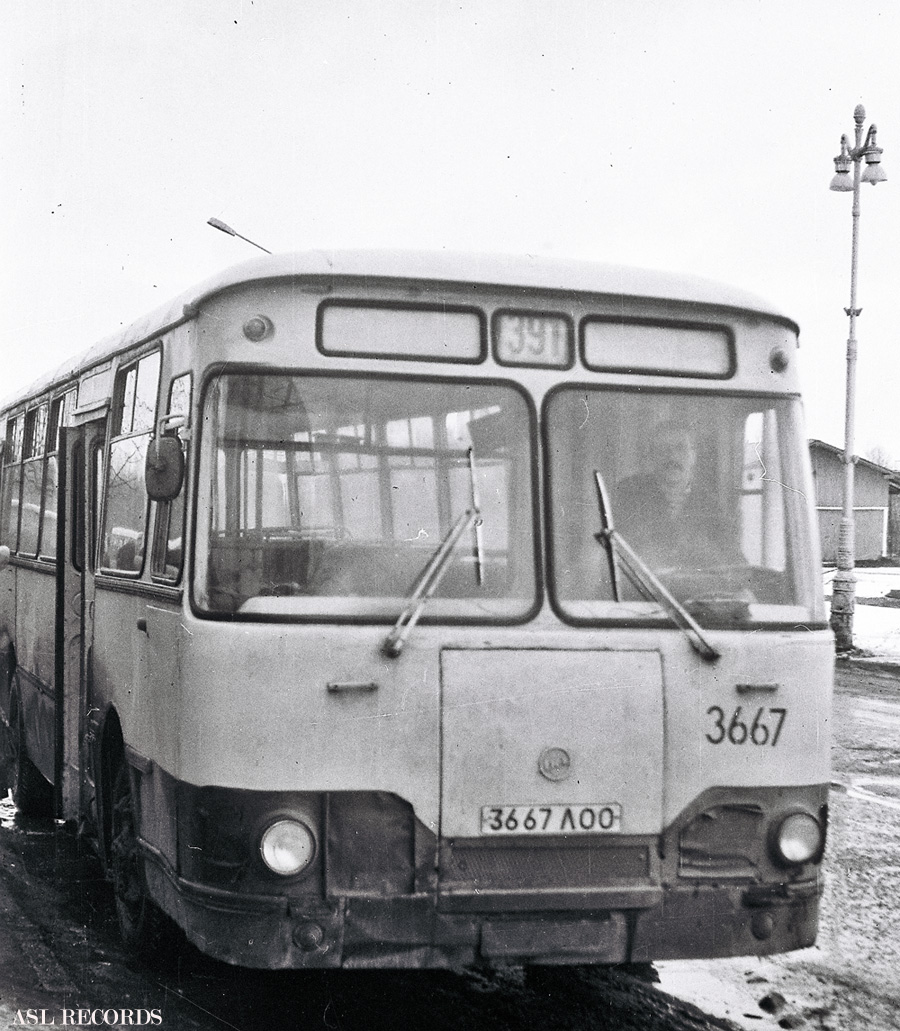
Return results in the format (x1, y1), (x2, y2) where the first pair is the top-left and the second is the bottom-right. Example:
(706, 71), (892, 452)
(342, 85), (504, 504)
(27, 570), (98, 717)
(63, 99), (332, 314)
(809, 439), (900, 563)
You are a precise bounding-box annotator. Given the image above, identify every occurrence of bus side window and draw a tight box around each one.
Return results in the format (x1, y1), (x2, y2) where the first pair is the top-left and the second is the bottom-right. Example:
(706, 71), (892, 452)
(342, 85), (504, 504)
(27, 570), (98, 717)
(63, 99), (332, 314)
(71, 434), (105, 573)
(151, 373), (191, 582)
(101, 349), (161, 574)
(1, 416), (23, 551)
(40, 391), (74, 562)
(741, 409), (786, 571)
(19, 404), (48, 557)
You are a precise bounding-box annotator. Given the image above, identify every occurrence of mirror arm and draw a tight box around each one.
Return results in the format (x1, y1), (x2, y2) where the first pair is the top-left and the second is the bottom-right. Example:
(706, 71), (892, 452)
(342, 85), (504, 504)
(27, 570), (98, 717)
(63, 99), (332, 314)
(156, 412), (190, 440)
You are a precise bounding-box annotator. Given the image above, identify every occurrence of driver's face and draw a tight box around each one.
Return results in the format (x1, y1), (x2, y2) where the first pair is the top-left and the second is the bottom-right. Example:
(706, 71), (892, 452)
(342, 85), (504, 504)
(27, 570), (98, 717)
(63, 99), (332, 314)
(651, 428), (696, 498)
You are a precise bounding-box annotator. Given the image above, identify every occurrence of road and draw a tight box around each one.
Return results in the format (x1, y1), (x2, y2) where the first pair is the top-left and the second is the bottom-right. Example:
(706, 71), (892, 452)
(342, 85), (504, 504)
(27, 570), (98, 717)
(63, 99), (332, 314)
(0, 662), (897, 1031)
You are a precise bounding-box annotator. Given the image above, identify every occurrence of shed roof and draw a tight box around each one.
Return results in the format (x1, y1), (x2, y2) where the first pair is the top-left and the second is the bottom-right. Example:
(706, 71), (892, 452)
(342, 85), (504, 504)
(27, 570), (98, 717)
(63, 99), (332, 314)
(809, 438), (900, 487)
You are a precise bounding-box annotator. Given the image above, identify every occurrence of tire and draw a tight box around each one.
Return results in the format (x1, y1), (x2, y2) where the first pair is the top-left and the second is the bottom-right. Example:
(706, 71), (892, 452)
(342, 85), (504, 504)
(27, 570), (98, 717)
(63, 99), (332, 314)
(110, 762), (175, 958)
(0, 717), (13, 796)
(9, 683), (53, 818)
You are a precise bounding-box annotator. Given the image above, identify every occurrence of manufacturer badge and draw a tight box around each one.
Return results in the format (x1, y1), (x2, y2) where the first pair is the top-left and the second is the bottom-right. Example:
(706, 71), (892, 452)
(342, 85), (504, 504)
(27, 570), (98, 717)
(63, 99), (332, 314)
(538, 747), (571, 782)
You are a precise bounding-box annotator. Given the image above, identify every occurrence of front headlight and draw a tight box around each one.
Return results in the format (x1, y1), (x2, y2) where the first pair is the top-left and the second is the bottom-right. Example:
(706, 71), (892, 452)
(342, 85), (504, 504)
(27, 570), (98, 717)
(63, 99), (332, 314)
(259, 819), (316, 876)
(772, 811), (824, 865)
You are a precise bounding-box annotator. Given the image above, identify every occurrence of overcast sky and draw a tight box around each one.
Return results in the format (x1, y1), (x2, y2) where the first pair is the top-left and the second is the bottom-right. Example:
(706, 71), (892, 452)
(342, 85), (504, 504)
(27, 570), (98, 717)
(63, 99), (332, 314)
(3, 1), (899, 460)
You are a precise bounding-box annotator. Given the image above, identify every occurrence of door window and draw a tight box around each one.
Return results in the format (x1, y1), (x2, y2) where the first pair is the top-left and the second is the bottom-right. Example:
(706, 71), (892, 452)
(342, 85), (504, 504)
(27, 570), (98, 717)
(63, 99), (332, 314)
(151, 373), (191, 582)
(100, 351), (161, 574)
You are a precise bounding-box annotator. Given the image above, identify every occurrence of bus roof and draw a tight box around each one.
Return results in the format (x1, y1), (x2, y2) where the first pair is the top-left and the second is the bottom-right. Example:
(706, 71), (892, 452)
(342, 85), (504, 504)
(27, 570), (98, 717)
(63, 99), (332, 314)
(182, 250), (794, 322)
(5, 251), (798, 409)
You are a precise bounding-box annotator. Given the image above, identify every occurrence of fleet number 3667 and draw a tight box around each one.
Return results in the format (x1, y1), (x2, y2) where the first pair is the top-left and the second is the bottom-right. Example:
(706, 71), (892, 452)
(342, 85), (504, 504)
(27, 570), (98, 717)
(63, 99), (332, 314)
(706, 705), (787, 746)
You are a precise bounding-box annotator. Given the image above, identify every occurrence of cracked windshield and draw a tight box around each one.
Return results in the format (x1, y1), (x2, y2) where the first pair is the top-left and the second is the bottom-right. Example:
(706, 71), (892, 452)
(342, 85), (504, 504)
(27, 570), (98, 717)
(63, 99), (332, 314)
(194, 373), (535, 619)
(546, 388), (823, 626)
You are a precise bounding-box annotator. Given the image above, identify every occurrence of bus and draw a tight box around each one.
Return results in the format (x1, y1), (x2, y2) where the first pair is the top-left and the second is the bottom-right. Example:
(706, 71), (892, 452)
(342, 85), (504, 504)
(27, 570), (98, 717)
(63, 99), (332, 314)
(0, 251), (832, 970)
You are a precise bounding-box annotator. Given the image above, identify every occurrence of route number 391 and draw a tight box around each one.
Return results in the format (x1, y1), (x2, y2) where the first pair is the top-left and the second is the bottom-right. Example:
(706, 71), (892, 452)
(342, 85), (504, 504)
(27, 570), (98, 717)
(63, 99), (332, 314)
(706, 705), (787, 746)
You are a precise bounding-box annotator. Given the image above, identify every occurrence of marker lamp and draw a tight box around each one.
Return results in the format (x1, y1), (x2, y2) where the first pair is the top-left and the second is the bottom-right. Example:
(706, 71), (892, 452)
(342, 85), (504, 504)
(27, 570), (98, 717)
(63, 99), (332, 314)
(243, 315), (274, 341)
(772, 812), (823, 865)
(259, 819), (316, 877)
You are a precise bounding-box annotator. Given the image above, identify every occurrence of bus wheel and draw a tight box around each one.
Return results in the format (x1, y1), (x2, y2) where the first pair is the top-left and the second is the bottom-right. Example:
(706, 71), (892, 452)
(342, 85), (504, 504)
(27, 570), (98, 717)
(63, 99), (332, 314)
(110, 762), (173, 956)
(0, 717), (12, 796)
(9, 685), (53, 818)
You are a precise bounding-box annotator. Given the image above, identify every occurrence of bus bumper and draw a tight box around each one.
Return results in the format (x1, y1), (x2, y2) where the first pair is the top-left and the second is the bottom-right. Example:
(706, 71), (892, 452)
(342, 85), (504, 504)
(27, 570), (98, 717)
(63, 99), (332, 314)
(143, 860), (821, 970)
(134, 774), (827, 969)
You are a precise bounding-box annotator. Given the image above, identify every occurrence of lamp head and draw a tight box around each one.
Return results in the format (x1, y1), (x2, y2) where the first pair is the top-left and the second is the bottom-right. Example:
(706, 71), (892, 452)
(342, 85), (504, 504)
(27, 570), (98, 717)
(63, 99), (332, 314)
(861, 125), (887, 185)
(861, 156), (888, 185)
(830, 136), (854, 192)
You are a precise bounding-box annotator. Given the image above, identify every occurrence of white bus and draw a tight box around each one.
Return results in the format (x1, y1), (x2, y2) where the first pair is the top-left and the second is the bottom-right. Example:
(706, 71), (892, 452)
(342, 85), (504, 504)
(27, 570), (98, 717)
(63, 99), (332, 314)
(0, 251), (831, 969)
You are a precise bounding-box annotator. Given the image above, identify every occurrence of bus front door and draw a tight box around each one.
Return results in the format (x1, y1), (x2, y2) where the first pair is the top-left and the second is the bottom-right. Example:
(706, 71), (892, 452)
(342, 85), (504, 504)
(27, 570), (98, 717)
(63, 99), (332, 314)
(55, 418), (104, 822)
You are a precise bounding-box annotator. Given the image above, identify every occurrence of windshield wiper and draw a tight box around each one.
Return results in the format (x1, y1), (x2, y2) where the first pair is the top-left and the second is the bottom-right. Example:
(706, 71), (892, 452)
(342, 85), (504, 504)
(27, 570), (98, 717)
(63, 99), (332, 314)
(593, 471), (720, 663)
(382, 506), (482, 658)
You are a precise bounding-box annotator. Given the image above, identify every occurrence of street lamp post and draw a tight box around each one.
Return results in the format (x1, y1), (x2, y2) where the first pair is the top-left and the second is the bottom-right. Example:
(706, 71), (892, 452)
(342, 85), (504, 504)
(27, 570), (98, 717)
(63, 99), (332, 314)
(828, 104), (887, 652)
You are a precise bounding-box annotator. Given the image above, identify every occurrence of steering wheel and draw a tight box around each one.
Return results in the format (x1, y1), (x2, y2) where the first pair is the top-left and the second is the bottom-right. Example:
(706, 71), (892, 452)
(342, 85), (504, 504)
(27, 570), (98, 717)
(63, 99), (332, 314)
(258, 581), (306, 597)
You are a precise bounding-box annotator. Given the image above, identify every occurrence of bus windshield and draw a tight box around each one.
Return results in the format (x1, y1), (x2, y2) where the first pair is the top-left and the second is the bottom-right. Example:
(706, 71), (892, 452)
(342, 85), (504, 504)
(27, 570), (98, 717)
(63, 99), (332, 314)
(194, 373), (536, 620)
(545, 387), (822, 626)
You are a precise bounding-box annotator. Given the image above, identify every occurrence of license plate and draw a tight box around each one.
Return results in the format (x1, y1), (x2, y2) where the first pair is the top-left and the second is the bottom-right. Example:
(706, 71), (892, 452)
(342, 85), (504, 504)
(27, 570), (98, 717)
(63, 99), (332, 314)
(480, 804), (622, 835)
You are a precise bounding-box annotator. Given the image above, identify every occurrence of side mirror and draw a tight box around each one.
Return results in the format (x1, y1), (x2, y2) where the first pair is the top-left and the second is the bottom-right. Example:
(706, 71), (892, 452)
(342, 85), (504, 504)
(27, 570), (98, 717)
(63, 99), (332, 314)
(145, 436), (185, 502)
(0, 545), (9, 572)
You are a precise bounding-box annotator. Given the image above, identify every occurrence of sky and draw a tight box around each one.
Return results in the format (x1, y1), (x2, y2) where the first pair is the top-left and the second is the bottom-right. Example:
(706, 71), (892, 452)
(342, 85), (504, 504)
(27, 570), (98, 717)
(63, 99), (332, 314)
(3, 0), (899, 461)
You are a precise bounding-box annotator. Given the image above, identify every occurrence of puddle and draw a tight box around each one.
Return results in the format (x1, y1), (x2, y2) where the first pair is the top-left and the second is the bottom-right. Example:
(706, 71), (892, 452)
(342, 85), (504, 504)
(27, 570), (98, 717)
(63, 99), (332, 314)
(848, 776), (900, 811)
(853, 776), (900, 799)
(0, 789), (16, 830)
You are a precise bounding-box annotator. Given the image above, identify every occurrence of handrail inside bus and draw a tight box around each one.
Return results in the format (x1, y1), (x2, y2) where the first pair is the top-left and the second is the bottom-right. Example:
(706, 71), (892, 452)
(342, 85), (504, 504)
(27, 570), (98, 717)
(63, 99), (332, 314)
(467, 447), (485, 588)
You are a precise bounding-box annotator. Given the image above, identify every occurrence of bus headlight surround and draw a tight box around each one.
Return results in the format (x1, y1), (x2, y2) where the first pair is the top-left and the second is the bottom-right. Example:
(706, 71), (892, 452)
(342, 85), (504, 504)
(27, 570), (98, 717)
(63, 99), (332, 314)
(771, 811), (824, 866)
(259, 818), (316, 877)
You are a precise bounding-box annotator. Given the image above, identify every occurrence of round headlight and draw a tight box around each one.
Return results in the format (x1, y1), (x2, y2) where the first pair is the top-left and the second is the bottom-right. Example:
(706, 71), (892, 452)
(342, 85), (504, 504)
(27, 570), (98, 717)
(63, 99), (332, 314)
(259, 819), (316, 877)
(773, 812), (823, 865)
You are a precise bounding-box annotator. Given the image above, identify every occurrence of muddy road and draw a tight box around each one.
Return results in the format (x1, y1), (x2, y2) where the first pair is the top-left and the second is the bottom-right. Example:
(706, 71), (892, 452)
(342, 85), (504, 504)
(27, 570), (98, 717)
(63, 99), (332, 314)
(0, 662), (897, 1031)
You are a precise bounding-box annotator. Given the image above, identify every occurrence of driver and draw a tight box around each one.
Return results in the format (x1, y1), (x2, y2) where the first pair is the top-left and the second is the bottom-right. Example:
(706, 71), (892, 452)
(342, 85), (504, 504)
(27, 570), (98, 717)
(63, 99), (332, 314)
(613, 420), (713, 567)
